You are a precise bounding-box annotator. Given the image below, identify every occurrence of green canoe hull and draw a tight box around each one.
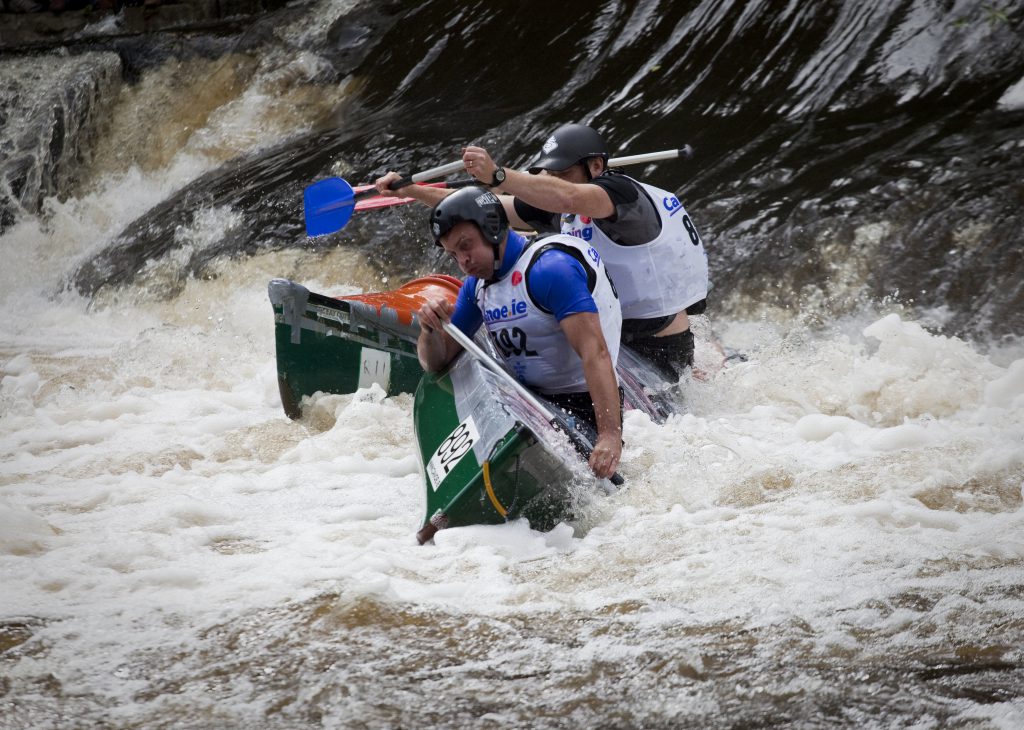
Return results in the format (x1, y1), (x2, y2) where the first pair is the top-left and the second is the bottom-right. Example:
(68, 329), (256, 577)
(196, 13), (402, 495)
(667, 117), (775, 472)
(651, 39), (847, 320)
(269, 276), (460, 418)
(412, 349), (591, 543)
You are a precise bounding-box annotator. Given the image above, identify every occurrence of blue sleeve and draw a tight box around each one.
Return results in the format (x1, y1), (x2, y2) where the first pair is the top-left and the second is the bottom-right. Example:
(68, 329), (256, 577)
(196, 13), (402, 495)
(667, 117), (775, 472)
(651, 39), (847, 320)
(451, 277), (483, 335)
(526, 251), (598, 320)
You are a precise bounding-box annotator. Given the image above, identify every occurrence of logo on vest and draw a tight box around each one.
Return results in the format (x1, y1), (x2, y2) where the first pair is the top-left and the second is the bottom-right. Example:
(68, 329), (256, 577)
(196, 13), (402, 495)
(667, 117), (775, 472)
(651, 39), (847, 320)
(562, 213), (593, 240)
(511, 271), (523, 286)
(566, 226), (593, 242)
(483, 298), (528, 324)
(662, 195), (683, 216)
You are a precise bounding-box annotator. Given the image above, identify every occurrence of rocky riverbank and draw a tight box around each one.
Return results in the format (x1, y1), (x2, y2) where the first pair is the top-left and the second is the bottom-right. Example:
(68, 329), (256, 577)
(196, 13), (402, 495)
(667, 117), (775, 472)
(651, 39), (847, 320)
(0, 0), (299, 232)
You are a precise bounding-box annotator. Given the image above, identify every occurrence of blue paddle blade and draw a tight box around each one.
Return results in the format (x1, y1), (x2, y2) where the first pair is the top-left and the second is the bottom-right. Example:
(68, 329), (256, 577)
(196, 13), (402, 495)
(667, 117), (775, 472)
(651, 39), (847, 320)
(303, 177), (356, 236)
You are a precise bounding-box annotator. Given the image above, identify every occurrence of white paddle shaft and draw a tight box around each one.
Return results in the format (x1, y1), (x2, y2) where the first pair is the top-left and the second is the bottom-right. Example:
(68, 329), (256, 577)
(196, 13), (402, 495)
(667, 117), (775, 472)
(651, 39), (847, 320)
(607, 146), (693, 167)
(441, 322), (559, 421)
(441, 322), (623, 485)
(409, 160), (464, 183)
(414, 147), (690, 184)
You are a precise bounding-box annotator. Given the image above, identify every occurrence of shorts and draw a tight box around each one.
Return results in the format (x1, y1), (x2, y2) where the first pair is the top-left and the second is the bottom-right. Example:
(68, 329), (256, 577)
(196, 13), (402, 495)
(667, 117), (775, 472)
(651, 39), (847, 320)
(545, 387), (625, 443)
(623, 328), (695, 380)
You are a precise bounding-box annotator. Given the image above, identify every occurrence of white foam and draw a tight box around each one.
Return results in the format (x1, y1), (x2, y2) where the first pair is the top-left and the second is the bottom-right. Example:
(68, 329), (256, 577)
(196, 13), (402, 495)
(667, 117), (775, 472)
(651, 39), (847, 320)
(998, 75), (1024, 111)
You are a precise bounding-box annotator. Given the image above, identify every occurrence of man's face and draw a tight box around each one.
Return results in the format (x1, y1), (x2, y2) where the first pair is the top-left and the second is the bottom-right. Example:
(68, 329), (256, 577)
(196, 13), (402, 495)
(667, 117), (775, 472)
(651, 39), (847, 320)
(440, 221), (494, 279)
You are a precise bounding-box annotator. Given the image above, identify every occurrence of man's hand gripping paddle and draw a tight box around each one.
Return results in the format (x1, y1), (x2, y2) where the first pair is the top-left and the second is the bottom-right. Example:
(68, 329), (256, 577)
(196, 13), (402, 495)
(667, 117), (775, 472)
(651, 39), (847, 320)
(442, 322), (625, 487)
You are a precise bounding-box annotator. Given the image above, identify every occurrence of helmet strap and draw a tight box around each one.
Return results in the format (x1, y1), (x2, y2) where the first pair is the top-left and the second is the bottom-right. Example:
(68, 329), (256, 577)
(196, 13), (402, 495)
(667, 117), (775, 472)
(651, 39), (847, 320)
(487, 244), (502, 283)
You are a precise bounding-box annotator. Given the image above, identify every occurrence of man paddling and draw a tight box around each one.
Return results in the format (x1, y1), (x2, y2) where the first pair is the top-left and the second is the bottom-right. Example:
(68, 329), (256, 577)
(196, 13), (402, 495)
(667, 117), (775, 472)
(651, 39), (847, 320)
(416, 185), (624, 480)
(376, 124), (709, 379)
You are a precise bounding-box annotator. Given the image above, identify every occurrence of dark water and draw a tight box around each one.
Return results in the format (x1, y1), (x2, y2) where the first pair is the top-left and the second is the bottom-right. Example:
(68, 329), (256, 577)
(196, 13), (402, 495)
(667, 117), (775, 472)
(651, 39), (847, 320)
(5, 0), (1013, 339)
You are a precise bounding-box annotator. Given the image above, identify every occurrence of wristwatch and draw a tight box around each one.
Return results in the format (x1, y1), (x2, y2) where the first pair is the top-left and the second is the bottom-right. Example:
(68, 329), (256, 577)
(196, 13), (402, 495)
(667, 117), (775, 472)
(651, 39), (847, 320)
(488, 166), (506, 187)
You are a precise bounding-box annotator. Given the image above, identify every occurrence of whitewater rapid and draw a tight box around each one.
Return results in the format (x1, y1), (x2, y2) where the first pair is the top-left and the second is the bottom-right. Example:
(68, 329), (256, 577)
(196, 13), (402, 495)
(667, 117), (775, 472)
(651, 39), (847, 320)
(3, 206), (1022, 724)
(2, 1), (1024, 724)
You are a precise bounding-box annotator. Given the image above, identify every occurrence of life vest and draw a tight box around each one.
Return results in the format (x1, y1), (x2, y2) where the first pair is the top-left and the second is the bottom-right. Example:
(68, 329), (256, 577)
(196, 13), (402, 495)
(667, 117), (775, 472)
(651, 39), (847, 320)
(474, 235), (621, 394)
(560, 175), (708, 320)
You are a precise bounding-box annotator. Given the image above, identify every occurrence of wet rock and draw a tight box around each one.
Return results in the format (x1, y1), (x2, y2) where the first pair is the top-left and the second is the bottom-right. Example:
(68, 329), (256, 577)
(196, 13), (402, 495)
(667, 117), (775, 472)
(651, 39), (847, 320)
(0, 52), (122, 230)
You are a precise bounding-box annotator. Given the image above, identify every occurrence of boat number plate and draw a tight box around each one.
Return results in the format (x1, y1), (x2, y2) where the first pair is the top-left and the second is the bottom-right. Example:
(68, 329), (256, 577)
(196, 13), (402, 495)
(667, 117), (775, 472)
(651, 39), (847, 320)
(426, 416), (480, 491)
(358, 347), (391, 391)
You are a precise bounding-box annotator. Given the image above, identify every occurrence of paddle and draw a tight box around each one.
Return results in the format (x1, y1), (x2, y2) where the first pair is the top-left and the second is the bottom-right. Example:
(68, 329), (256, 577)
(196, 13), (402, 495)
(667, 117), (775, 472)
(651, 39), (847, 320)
(323, 146), (696, 226)
(442, 322), (625, 487)
(304, 160), (464, 237)
(351, 182), (449, 212)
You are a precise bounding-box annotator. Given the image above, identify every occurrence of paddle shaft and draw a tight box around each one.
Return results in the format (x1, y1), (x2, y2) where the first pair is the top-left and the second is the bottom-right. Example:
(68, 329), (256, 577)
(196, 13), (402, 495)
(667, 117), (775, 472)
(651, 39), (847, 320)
(442, 322), (624, 486)
(354, 147), (694, 207)
(354, 160), (464, 202)
(607, 145), (693, 167)
(308, 147), (694, 233)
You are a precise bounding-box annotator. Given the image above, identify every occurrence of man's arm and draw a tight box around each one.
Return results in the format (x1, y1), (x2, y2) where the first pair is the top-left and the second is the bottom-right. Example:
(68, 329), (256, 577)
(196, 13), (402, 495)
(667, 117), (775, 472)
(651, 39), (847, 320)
(374, 171), (453, 208)
(462, 145), (616, 220)
(374, 169), (531, 230)
(416, 297), (463, 372)
(558, 312), (622, 479)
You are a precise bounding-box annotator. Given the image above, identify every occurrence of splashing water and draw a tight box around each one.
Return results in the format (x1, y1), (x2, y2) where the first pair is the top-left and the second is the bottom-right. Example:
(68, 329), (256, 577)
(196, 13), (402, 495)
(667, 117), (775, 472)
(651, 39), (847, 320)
(1, 1), (1023, 726)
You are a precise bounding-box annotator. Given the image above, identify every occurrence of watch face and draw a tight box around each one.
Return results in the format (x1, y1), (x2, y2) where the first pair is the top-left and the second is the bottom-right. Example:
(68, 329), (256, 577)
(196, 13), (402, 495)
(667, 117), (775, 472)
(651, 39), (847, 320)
(493, 168), (505, 185)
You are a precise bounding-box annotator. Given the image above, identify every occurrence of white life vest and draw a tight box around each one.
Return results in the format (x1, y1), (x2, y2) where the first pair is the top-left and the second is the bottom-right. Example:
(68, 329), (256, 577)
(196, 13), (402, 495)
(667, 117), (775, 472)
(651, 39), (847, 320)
(474, 235), (622, 395)
(560, 175), (708, 320)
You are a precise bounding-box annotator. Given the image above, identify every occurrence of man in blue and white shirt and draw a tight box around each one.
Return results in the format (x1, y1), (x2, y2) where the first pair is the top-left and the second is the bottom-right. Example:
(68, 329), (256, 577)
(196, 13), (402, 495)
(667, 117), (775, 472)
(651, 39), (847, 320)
(415, 186), (624, 480)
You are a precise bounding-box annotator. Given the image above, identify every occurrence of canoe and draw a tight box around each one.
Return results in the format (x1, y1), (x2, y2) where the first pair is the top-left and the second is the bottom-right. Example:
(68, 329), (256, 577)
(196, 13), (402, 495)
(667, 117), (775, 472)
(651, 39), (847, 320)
(268, 275), (462, 418)
(413, 333), (675, 543)
(268, 276), (677, 542)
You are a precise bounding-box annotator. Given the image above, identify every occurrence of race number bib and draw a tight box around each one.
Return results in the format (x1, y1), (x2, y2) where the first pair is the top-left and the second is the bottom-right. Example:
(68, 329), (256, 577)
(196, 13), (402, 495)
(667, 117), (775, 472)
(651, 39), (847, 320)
(425, 416), (479, 491)
(489, 327), (538, 358)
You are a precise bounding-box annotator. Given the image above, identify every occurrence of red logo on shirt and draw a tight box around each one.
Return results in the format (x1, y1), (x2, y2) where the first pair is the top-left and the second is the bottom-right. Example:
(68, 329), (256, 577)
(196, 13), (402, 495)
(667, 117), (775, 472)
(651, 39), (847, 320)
(580, 216), (592, 224)
(512, 271), (523, 286)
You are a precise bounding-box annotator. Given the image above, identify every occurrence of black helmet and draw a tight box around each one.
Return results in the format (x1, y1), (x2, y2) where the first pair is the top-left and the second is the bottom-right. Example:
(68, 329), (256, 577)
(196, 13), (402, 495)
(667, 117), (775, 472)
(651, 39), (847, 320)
(528, 123), (609, 173)
(429, 186), (508, 248)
